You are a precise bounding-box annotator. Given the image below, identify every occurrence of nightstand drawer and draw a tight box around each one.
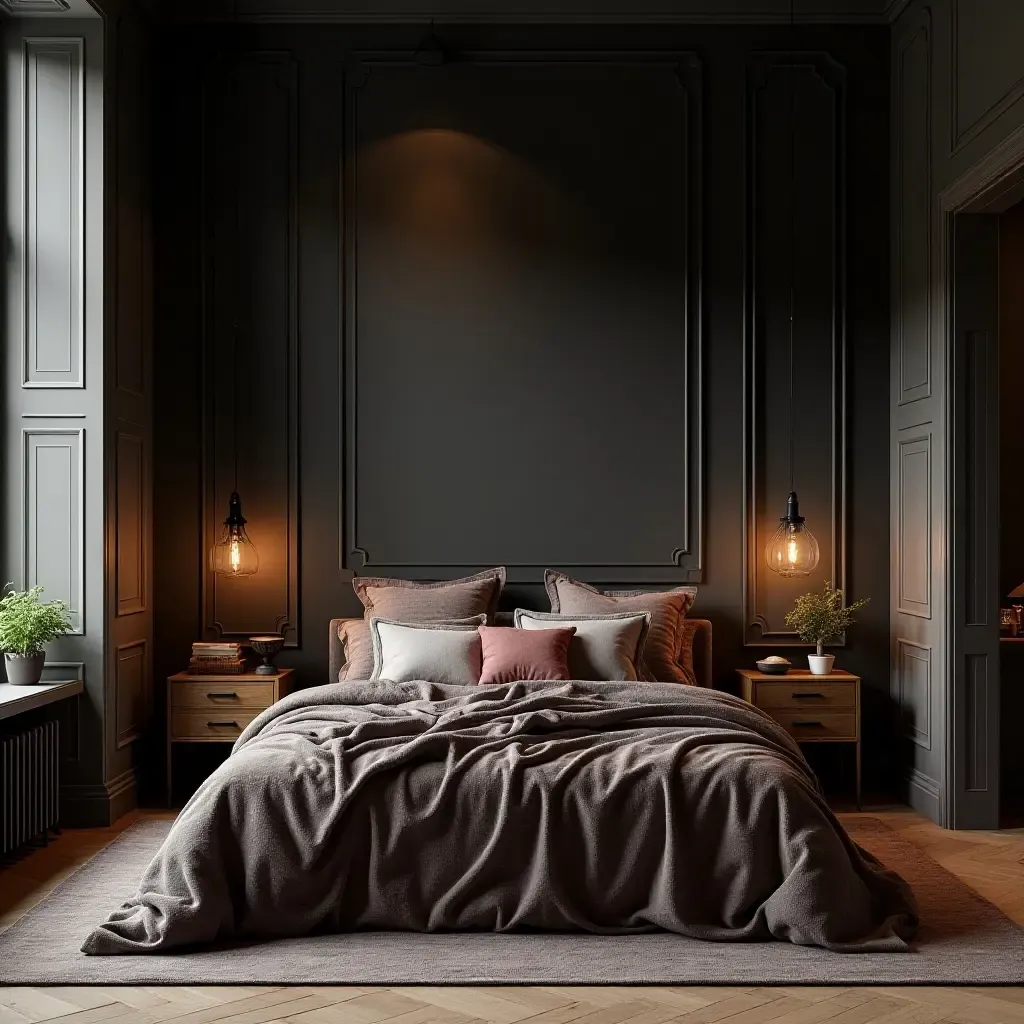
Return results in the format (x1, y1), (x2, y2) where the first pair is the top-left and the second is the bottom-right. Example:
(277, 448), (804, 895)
(768, 710), (858, 741)
(170, 681), (275, 710)
(170, 710), (263, 741)
(754, 681), (857, 709)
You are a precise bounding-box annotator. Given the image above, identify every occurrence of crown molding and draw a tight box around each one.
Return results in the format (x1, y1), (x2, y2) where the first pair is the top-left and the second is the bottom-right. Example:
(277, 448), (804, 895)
(153, 0), (895, 25)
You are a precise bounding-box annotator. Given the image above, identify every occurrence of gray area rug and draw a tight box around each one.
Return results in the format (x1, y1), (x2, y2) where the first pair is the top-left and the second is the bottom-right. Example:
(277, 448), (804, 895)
(0, 817), (1022, 985)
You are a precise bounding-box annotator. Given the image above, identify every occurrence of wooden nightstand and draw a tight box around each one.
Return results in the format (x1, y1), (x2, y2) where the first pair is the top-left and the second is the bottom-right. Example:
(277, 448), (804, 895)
(166, 668), (295, 807)
(736, 668), (861, 808)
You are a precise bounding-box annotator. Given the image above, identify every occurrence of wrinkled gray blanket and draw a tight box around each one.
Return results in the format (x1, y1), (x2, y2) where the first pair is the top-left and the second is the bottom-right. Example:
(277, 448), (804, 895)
(83, 680), (917, 954)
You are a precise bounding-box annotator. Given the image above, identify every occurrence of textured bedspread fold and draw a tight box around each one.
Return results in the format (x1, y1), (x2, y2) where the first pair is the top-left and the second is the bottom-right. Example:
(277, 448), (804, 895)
(82, 680), (917, 954)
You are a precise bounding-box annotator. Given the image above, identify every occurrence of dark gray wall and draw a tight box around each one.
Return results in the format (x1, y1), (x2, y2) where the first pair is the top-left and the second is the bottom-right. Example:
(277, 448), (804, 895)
(153, 23), (893, 790)
(890, 0), (1024, 826)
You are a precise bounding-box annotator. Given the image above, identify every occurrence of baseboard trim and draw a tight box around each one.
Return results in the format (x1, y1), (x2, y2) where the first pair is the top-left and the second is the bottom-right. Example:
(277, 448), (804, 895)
(905, 768), (943, 825)
(61, 768), (138, 827)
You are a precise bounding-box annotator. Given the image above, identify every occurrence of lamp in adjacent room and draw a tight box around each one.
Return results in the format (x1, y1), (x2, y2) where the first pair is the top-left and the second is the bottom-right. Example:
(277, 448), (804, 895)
(765, 0), (820, 579)
(1008, 581), (1024, 633)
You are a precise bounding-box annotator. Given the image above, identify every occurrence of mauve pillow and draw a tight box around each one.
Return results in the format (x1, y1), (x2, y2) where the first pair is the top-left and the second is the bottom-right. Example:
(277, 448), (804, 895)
(544, 570), (696, 683)
(478, 625), (576, 685)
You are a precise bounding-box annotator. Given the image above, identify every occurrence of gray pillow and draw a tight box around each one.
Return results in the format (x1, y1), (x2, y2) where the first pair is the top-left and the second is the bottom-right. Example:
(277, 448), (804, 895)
(369, 616), (486, 686)
(513, 609), (651, 682)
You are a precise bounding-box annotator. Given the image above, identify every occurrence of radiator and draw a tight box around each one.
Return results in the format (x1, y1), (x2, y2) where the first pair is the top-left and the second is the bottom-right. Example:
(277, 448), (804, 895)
(1, 720), (60, 858)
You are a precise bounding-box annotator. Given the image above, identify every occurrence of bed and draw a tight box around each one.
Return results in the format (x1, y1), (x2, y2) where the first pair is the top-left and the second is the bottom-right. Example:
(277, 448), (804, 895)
(82, 614), (917, 956)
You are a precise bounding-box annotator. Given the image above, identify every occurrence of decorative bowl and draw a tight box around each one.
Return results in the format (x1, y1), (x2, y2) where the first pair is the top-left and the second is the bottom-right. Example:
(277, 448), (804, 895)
(249, 635), (284, 675)
(756, 658), (791, 676)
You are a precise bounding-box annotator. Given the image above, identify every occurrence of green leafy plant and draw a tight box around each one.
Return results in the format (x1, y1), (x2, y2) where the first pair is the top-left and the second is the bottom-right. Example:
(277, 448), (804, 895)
(0, 585), (72, 656)
(785, 581), (869, 655)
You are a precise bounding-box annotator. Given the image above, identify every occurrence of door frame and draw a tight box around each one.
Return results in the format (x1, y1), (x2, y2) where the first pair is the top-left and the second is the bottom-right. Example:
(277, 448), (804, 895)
(940, 125), (1024, 828)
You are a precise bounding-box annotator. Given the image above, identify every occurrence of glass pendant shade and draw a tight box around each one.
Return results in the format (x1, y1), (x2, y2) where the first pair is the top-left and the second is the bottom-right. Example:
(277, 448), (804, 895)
(765, 491), (820, 578)
(210, 491), (259, 578)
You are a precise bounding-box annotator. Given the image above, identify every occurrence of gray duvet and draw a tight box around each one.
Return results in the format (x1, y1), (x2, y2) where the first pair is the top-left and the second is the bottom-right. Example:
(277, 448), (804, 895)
(82, 680), (917, 955)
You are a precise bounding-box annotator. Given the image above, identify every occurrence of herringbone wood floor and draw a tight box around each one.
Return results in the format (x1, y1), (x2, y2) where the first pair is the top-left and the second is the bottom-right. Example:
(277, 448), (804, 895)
(1, 807), (1023, 1024)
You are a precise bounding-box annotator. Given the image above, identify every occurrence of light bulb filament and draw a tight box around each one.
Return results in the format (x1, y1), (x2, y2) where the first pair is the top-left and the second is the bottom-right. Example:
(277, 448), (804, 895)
(230, 538), (241, 572)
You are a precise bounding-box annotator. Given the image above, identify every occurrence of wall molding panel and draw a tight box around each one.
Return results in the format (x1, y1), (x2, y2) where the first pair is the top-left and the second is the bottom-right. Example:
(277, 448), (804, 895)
(115, 429), (146, 616)
(895, 6), (931, 405)
(897, 426), (932, 618)
(342, 51), (704, 584)
(950, 0), (1024, 155)
(201, 52), (300, 646)
(743, 52), (847, 645)
(114, 640), (146, 749)
(22, 427), (84, 633)
(896, 637), (932, 749)
(22, 37), (85, 389)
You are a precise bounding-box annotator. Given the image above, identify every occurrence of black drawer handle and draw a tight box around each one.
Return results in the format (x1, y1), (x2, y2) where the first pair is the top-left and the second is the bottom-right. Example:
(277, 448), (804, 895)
(207, 692), (239, 700)
(793, 720), (823, 727)
(207, 720), (239, 728)
(792, 692), (825, 699)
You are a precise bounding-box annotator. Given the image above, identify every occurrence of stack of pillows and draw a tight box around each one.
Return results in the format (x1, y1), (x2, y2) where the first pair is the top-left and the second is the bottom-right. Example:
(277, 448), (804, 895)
(337, 568), (699, 687)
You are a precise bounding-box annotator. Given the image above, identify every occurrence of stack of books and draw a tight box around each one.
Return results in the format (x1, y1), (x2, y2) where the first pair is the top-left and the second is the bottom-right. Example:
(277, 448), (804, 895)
(189, 641), (247, 675)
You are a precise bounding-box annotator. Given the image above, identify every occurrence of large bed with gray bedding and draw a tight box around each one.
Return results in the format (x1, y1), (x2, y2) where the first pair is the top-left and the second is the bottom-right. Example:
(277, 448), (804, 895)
(83, 677), (917, 955)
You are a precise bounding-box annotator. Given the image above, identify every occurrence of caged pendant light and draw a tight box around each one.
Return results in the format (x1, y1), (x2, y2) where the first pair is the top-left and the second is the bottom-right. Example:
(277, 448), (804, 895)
(765, 0), (820, 579)
(210, 43), (259, 580)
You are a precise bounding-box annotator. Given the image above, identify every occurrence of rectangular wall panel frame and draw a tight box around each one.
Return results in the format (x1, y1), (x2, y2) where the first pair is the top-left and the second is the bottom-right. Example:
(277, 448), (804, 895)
(897, 426), (932, 618)
(22, 36), (85, 390)
(115, 429), (146, 616)
(742, 52), (847, 645)
(200, 51), (300, 646)
(114, 639), (146, 750)
(341, 50), (704, 584)
(896, 637), (932, 749)
(950, 0), (1024, 155)
(22, 427), (85, 634)
(895, 7), (931, 405)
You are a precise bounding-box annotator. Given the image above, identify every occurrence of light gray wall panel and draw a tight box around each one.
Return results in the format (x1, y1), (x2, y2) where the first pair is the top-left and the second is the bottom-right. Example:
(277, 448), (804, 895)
(23, 427), (84, 632)
(23, 37), (84, 388)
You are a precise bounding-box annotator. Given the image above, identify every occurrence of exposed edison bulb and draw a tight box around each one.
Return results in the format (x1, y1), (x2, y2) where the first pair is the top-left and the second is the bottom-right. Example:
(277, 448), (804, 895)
(210, 492), (259, 578)
(766, 492), (819, 578)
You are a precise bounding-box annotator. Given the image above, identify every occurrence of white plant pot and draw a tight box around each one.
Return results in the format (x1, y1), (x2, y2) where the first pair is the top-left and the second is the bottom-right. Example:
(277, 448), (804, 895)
(807, 654), (835, 676)
(4, 651), (45, 685)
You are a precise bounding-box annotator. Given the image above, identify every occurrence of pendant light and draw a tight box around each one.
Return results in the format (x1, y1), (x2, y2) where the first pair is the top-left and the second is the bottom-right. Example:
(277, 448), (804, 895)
(210, 35), (258, 579)
(765, 0), (820, 579)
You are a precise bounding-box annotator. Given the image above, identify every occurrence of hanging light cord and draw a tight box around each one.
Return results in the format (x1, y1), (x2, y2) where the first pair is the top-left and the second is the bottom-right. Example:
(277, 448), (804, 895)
(232, 0), (241, 497)
(787, 0), (797, 496)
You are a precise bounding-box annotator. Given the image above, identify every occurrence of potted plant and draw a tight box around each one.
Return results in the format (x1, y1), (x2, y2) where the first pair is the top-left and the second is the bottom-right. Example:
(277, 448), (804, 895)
(0, 585), (72, 686)
(785, 581), (869, 675)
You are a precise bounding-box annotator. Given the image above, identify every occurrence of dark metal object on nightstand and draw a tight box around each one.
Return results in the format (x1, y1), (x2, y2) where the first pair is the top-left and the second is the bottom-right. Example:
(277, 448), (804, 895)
(249, 636), (284, 675)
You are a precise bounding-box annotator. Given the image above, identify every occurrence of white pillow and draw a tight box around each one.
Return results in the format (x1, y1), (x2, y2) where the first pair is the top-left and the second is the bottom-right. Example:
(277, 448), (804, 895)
(369, 616), (485, 685)
(513, 609), (650, 681)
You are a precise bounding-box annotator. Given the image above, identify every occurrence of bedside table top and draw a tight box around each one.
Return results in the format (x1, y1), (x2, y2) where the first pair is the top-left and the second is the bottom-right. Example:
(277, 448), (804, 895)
(169, 667), (295, 683)
(736, 668), (859, 682)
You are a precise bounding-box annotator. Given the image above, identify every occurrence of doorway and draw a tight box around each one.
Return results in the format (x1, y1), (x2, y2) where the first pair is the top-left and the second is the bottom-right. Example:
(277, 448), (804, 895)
(946, 147), (1024, 829)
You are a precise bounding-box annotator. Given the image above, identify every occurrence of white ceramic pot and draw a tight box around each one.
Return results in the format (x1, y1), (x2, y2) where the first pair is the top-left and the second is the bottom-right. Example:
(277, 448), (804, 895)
(807, 654), (835, 676)
(4, 651), (45, 685)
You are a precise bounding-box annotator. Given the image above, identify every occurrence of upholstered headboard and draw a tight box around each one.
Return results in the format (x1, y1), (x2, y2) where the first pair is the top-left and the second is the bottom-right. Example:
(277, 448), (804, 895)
(328, 616), (713, 688)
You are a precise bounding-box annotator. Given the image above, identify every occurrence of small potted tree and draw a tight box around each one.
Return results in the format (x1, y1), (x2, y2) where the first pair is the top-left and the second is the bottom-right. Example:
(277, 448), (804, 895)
(785, 581), (869, 675)
(0, 585), (72, 686)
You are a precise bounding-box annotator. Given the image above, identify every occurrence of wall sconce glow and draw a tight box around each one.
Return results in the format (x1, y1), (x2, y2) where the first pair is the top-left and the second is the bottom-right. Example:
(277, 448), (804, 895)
(210, 491), (259, 577)
(766, 491), (819, 578)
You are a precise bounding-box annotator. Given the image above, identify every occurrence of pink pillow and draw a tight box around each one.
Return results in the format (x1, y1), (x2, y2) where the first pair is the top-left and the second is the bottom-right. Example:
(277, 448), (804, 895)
(478, 625), (576, 685)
